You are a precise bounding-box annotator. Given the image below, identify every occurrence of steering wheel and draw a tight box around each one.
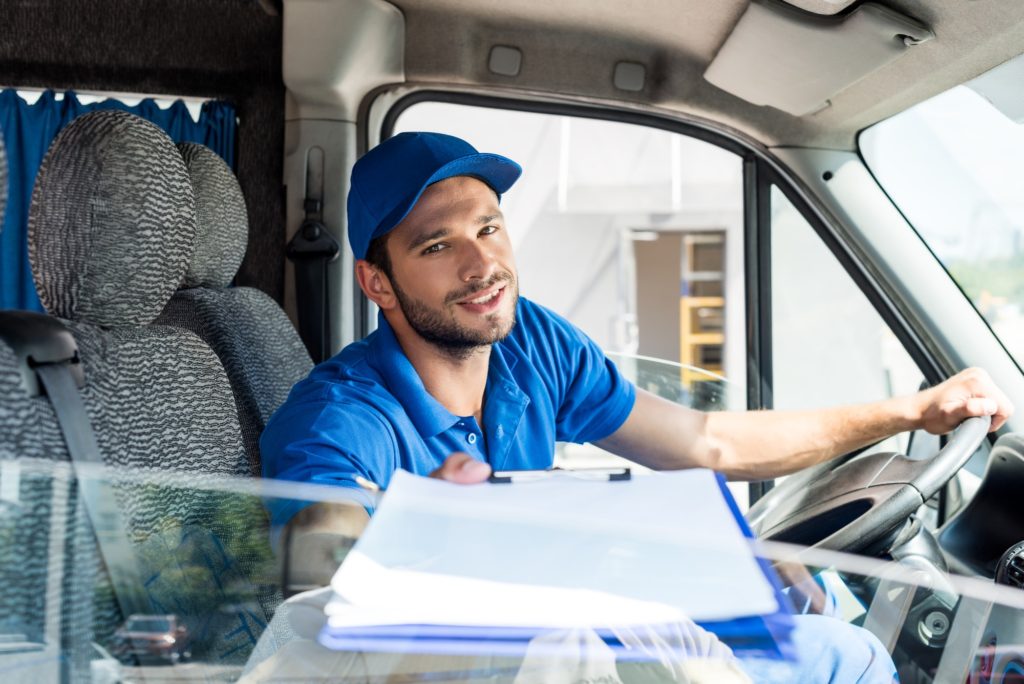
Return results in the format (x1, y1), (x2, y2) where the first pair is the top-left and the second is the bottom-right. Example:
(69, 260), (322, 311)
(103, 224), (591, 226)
(745, 416), (991, 555)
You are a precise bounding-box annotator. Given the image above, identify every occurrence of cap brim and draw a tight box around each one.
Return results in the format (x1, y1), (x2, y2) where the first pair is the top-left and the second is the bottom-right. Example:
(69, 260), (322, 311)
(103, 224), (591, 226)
(372, 152), (523, 247)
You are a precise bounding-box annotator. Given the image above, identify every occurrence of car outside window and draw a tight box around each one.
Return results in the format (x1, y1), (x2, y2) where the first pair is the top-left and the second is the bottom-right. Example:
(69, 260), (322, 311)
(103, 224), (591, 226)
(123, 618), (172, 632)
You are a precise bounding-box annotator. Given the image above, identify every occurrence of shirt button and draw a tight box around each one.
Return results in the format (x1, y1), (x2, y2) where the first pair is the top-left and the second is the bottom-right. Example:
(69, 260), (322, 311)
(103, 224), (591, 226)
(467, 433), (477, 445)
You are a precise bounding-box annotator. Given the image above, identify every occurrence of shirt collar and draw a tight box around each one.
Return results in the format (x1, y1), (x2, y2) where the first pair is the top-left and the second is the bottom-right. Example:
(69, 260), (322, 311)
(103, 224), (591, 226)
(368, 313), (460, 438)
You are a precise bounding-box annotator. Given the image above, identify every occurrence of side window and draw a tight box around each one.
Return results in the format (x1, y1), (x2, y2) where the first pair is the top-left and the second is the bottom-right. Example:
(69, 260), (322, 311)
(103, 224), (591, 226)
(391, 103), (748, 501)
(770, 186), (924, 450)
(392, 103), (747, 412)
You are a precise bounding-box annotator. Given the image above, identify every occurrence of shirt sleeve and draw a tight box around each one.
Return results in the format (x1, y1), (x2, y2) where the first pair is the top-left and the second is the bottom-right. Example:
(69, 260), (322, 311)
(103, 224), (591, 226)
(523, 301), (637, 444)
(260, 385), (398, 529)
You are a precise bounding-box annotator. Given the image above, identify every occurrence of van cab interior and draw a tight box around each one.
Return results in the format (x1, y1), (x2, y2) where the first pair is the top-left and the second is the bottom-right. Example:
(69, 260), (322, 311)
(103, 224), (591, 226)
(3, 1), (1024, 682)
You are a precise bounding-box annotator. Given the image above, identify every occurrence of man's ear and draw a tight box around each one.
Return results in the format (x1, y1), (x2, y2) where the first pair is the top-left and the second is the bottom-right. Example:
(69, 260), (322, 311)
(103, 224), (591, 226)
(355, 260), (398, 310)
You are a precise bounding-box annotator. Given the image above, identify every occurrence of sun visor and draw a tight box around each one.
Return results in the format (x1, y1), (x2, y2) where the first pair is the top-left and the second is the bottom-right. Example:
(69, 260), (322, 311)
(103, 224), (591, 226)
(704, 0), (932, 116)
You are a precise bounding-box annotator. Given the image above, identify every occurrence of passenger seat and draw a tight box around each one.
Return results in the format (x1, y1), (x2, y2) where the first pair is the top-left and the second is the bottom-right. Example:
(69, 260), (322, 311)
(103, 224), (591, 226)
(156, 142), (312, 475)
(0, 110), (276, 672)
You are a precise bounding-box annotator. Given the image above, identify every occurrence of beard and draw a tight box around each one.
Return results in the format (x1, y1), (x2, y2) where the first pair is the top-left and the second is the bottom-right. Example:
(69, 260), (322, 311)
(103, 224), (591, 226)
(391, 271), (518, 360)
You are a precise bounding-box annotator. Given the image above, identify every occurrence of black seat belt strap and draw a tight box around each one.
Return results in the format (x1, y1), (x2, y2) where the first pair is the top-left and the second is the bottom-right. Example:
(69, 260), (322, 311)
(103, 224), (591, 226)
(287, 196), (340, 363)
(0, 311), (150, 620)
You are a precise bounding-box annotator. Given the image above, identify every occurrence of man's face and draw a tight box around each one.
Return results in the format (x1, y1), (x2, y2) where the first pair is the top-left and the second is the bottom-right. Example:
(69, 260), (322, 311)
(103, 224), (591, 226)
(383, 175), (519, 356)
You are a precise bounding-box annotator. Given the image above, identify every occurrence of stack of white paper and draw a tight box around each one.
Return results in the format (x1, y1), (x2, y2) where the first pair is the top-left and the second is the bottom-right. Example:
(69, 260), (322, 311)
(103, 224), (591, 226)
(322, 468), (778, 637)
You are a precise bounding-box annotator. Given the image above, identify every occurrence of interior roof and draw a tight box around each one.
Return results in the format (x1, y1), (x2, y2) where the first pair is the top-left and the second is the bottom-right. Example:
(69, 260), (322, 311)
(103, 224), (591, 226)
(390, 0), (1024, 150)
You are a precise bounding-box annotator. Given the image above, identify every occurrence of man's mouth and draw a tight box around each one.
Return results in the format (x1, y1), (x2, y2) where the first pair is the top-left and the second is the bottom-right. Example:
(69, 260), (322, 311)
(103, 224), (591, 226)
(457, 285), (506, 313)
(466, 288), (501, 305)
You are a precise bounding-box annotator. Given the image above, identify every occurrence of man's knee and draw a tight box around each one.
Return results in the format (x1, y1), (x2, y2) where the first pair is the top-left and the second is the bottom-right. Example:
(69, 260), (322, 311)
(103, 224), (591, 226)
(790, 614), (896, 683)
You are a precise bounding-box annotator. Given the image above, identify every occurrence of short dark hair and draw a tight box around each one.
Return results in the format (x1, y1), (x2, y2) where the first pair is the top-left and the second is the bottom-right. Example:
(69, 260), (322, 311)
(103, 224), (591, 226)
(364, 232), (393, 280)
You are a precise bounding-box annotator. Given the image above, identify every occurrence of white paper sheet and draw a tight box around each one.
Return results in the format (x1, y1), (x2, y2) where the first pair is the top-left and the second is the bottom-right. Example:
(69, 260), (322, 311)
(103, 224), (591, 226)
(328, 468), (777, 627)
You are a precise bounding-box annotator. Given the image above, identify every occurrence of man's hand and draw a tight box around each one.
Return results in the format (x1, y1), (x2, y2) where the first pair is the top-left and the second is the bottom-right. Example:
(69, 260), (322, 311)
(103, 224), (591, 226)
(916, 367), (1014, 434)
(429, 452), (492, 483)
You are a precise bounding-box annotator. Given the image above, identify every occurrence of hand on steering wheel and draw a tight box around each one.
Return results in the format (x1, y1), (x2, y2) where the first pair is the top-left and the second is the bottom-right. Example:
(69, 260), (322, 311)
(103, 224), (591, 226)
(746, 416), (991, 555)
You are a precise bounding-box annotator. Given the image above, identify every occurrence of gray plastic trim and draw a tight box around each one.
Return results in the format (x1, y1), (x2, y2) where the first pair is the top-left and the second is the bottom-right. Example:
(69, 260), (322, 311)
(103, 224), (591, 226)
(281, 0), (405, 350)
(705, 1), (932, 116)
(613, 62), (646, 92)
(489, 46), (523, 78)
(283, 0), (404, 121)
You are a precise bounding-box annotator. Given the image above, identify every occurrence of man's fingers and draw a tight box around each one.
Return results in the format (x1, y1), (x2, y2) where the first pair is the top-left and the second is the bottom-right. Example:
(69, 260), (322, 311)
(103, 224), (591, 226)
(924, 368), (1014, 434)
(959, 368), (1014, 431)
(429, 452), (492, 484)
(963, 396), (998, 418)
(990, 399), (1013, 432)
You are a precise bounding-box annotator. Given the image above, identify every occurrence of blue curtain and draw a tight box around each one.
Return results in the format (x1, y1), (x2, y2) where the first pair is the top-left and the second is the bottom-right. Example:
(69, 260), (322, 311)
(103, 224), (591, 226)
(0, 90), (237, 311)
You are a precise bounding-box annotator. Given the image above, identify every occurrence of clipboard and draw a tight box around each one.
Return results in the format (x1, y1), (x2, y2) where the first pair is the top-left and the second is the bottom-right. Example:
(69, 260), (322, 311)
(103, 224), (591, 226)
(320, 469), (796, 661)
(699, 473), (795, 660)
(488, 466), (632, 484)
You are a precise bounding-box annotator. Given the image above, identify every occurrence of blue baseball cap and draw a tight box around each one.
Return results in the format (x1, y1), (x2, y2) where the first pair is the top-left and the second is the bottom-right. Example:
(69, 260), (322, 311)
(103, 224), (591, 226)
(347, 132), (523, 260)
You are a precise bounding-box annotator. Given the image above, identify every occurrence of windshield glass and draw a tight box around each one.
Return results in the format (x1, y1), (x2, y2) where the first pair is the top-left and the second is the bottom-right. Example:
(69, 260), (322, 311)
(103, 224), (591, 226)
(860, 57), (1024, 368)
(4, 456), (1024, 682)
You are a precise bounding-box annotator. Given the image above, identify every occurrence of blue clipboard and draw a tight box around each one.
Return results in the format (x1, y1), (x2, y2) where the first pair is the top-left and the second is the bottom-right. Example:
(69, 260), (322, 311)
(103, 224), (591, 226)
(693, 473), (795, 660)
(319, 471), (796, 661)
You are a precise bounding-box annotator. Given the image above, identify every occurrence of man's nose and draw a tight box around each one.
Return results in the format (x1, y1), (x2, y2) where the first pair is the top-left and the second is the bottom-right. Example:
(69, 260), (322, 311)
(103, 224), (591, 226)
(458, 240), (498, 282)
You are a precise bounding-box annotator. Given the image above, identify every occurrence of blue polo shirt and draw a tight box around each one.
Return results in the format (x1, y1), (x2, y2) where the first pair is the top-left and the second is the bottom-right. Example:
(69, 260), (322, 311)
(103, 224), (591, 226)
(261, 297), (636, 528)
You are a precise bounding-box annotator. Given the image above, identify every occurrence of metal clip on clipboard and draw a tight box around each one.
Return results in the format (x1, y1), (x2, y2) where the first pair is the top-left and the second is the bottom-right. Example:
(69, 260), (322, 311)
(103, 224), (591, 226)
(487, 466), (631, 484)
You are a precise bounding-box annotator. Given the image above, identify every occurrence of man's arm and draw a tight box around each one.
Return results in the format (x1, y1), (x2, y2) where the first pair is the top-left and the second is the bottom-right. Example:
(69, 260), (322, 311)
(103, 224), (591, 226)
(595, 368), (1014, 480)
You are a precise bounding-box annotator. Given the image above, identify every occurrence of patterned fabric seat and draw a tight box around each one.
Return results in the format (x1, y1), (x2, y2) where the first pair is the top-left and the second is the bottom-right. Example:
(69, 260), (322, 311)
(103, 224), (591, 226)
(0, 110), (280, 679)
(156, 143), (312, 475)
(1, 125), (92, 677)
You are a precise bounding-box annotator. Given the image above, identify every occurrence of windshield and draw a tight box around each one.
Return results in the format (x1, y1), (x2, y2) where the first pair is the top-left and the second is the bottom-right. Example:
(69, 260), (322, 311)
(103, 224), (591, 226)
(860, 56), (1024, 368)
(4, 455), (1024, 682)
(0, 355), (1019, 683)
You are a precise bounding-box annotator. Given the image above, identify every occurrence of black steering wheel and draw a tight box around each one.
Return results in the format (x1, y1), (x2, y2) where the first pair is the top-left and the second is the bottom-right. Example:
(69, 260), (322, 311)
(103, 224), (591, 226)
(745, 416), (991, 555)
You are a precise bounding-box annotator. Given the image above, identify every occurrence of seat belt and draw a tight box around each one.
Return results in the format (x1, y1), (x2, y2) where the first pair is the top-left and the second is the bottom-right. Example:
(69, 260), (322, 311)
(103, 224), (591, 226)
(0, 311), (152, 621)
(287, 196), (340, 363)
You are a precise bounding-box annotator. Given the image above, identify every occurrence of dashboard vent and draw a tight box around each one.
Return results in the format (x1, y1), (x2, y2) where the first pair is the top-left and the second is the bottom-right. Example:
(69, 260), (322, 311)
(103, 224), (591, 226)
(995, 541), (1024, 588)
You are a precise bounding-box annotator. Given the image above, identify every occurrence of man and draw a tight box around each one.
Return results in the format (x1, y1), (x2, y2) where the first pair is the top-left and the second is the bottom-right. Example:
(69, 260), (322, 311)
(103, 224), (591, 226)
(260, 131), (1012, 682)
(263, 130), (1011, 522)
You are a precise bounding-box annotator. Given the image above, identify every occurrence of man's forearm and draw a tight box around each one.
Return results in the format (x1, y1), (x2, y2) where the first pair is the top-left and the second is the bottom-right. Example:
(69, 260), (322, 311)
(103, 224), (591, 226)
(597, 368), (1009, 480)
(599, 390), (920, 479)
(703, 396), (920, 480)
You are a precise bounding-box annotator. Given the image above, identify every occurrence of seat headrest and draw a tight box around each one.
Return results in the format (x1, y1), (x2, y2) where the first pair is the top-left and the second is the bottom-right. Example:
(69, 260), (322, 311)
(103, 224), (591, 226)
(28, 110), (197, 327)
(177, 143), (248, 289)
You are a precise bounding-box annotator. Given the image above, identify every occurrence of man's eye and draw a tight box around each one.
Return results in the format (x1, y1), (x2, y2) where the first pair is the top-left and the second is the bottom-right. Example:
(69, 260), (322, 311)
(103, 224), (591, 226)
(480, 225), (499, 236)
(422, 243), (446, 255)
